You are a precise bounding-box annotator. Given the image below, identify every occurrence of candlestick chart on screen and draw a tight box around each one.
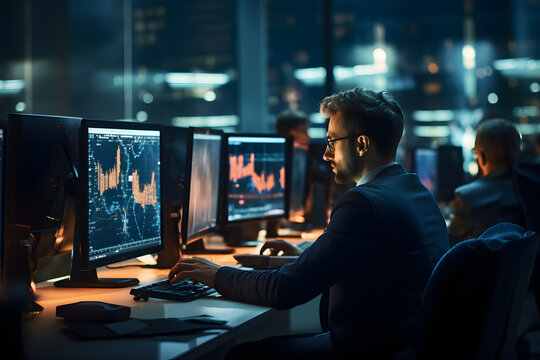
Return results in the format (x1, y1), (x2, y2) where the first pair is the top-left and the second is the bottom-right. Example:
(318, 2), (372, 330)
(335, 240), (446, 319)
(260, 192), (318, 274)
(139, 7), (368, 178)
(227, 139), (286, 222)
(87, 130), (161, 259)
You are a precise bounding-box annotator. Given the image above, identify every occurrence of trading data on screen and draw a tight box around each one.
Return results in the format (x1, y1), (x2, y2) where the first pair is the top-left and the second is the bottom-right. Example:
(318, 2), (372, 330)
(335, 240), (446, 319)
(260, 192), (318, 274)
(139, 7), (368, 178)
(87, 127), (161, 262)
(227, 136), (286, 222)
(186, 133), (222, 238)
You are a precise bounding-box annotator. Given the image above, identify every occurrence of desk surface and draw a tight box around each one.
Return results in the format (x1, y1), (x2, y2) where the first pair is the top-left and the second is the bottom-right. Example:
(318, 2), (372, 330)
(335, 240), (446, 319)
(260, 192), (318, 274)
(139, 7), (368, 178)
(25, 267), (274, 360)
(23, 234), (322, 360)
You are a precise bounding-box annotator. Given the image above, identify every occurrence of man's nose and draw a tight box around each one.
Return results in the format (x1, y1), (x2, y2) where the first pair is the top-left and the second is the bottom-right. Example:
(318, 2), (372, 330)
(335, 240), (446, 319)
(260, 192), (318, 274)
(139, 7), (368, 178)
(323, 146), (332, 161)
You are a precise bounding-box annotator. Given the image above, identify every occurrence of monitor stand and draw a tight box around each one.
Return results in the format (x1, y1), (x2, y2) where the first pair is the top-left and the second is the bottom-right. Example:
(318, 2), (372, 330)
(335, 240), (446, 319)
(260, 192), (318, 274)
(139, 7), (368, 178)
(220, 223), (261, 247)
(54, 228), (139, 288)
(54, 268), (139, 288)
(4, 224), (45, 313)
(182, 238), (235, 255)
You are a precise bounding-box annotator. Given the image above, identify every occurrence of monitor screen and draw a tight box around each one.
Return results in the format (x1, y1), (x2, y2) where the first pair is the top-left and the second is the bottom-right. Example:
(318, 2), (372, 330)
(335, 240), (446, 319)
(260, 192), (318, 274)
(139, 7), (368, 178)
(289, 140), (308, 223)
(84, 123), (162, 267)
(184, 132), (222, 241)
(415, 148), (438, 197)
(226, 135), (287, 223)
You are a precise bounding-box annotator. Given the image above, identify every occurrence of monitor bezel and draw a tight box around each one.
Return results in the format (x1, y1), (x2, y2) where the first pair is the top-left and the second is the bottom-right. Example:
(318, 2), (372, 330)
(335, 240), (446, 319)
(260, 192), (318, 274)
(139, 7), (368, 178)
(222, 133), (291, 226)
(180, 127), (225, 247)
(79, 119), (164, 270)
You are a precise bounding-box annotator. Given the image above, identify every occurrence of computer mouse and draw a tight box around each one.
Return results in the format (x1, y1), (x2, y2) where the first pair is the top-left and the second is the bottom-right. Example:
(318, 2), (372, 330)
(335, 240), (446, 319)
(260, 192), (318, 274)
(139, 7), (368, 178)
(56, 301), (131, 322)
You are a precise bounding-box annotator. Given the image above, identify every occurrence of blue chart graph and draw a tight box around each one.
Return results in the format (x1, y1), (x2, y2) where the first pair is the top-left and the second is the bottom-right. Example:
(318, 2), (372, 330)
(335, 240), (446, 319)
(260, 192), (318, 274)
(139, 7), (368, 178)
(87, 128), (161, 261)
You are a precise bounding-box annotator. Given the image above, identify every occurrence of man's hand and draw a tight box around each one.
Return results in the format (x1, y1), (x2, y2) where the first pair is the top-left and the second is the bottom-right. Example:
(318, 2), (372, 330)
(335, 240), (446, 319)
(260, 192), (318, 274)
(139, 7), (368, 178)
(260, 239), (302, 256)
(168, 257), (221, 288)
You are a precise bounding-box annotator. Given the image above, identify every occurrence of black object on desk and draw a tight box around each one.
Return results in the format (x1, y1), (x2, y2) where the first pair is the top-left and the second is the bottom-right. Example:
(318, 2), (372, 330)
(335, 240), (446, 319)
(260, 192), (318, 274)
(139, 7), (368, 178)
(56, 301), (131, 322)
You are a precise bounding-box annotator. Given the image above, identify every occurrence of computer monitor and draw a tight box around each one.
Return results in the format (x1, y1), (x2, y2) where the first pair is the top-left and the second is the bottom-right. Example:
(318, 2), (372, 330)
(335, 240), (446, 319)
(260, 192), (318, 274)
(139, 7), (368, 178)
(3, 114), (81, 287)
(1, 120), (42, 312)
(55, 119), (163, 287)
(220, 134), (289, 246)
(157, 125), (191, 267)
(301, 139), (333, 229)
(437, 145), (464, 202)
(180, 128), (233, 254)
(415, 148), (438, 197)
(413, 145), (464, 202)
(288, 140), (309, 223)
(225, 134), (289, 223)
(162, 126), (191, 207)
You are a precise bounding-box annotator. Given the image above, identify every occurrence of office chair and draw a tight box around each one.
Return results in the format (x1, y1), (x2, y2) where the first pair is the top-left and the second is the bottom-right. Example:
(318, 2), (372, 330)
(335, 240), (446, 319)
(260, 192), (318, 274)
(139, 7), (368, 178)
(512, 162), (540, 358)
(513, 162), (540, 234)
(397, 222), (539, 360)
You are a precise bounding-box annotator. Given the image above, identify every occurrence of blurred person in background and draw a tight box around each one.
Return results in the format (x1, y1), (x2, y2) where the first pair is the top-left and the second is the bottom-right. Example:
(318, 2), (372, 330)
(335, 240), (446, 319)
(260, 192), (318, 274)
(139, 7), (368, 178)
(448, 118), (526, 246)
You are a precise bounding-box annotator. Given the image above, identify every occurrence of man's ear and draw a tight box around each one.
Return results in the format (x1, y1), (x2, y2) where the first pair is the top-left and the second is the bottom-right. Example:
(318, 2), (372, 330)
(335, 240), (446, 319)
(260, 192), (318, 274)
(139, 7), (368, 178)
(477, 150), (487, 167)
(357, 135), (370, 156)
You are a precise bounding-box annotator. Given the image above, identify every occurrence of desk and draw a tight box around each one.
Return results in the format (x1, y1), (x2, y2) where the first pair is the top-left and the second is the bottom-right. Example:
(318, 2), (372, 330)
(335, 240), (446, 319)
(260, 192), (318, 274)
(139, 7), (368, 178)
(23, 240), (321, 360)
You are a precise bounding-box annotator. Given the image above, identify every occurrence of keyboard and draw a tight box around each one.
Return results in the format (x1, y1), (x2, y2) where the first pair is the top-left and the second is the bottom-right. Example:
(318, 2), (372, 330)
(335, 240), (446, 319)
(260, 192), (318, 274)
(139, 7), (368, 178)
(130, 278), (216, 302)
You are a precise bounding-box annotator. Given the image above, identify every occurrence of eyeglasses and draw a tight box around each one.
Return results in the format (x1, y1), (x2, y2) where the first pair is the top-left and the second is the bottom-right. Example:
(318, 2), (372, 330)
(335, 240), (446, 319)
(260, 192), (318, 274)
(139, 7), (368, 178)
(471, 146), (481, 159)
(325, 134), (361, 152)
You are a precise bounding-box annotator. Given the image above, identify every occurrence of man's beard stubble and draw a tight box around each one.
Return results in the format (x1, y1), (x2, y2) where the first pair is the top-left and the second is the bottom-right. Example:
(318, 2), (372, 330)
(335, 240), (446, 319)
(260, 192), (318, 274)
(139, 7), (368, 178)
(333, 144), (362, 185)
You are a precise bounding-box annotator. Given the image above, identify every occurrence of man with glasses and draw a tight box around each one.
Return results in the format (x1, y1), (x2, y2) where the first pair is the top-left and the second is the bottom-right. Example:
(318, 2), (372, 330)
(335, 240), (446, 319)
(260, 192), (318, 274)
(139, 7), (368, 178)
(169, 87), (449, 359)
(448, 118), (525, 246)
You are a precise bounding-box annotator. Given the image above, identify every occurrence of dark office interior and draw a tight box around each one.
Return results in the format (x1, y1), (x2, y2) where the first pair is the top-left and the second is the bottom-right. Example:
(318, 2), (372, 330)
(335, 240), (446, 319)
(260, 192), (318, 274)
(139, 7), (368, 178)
(1, 0), (540, 359)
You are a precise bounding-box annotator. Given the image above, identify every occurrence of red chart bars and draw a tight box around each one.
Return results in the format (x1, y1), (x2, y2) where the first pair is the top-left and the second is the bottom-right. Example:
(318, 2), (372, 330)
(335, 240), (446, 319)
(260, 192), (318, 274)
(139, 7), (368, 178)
(97, 146), (121, 195)
(132, 169), (158, 208)
(229, 153), (285, 193)
(95, 146), (158, 208)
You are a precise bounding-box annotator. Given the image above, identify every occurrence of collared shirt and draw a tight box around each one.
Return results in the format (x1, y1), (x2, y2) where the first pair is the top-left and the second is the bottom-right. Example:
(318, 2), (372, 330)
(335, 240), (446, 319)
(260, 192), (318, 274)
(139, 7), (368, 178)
(356, 161), (399, 186)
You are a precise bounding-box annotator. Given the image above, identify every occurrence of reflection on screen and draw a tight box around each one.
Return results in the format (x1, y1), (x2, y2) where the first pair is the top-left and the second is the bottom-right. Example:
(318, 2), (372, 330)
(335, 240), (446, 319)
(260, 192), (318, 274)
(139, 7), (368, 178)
(415, 148), (438, 197)
(186, 133), (222, 238)
(227, 136), (286, 222)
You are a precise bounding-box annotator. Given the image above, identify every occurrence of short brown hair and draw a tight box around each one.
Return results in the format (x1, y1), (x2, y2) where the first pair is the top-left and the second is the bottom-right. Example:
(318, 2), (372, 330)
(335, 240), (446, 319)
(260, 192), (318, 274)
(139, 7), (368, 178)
(320, 87), (404, 158)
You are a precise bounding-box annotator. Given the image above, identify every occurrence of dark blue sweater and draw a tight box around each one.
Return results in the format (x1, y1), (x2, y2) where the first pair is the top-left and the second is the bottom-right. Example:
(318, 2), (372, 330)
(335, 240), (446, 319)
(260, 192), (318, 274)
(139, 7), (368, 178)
(214, 164), (449, 358)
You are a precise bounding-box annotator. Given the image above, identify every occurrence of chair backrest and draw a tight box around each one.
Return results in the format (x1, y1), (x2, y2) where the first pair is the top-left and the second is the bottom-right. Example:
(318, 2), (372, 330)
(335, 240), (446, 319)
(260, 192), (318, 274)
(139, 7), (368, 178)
(512, 162), (540, 310)
(512, 162), (540, 234)
(478, 226), (538, 359)
(397, 223), (539, 360)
